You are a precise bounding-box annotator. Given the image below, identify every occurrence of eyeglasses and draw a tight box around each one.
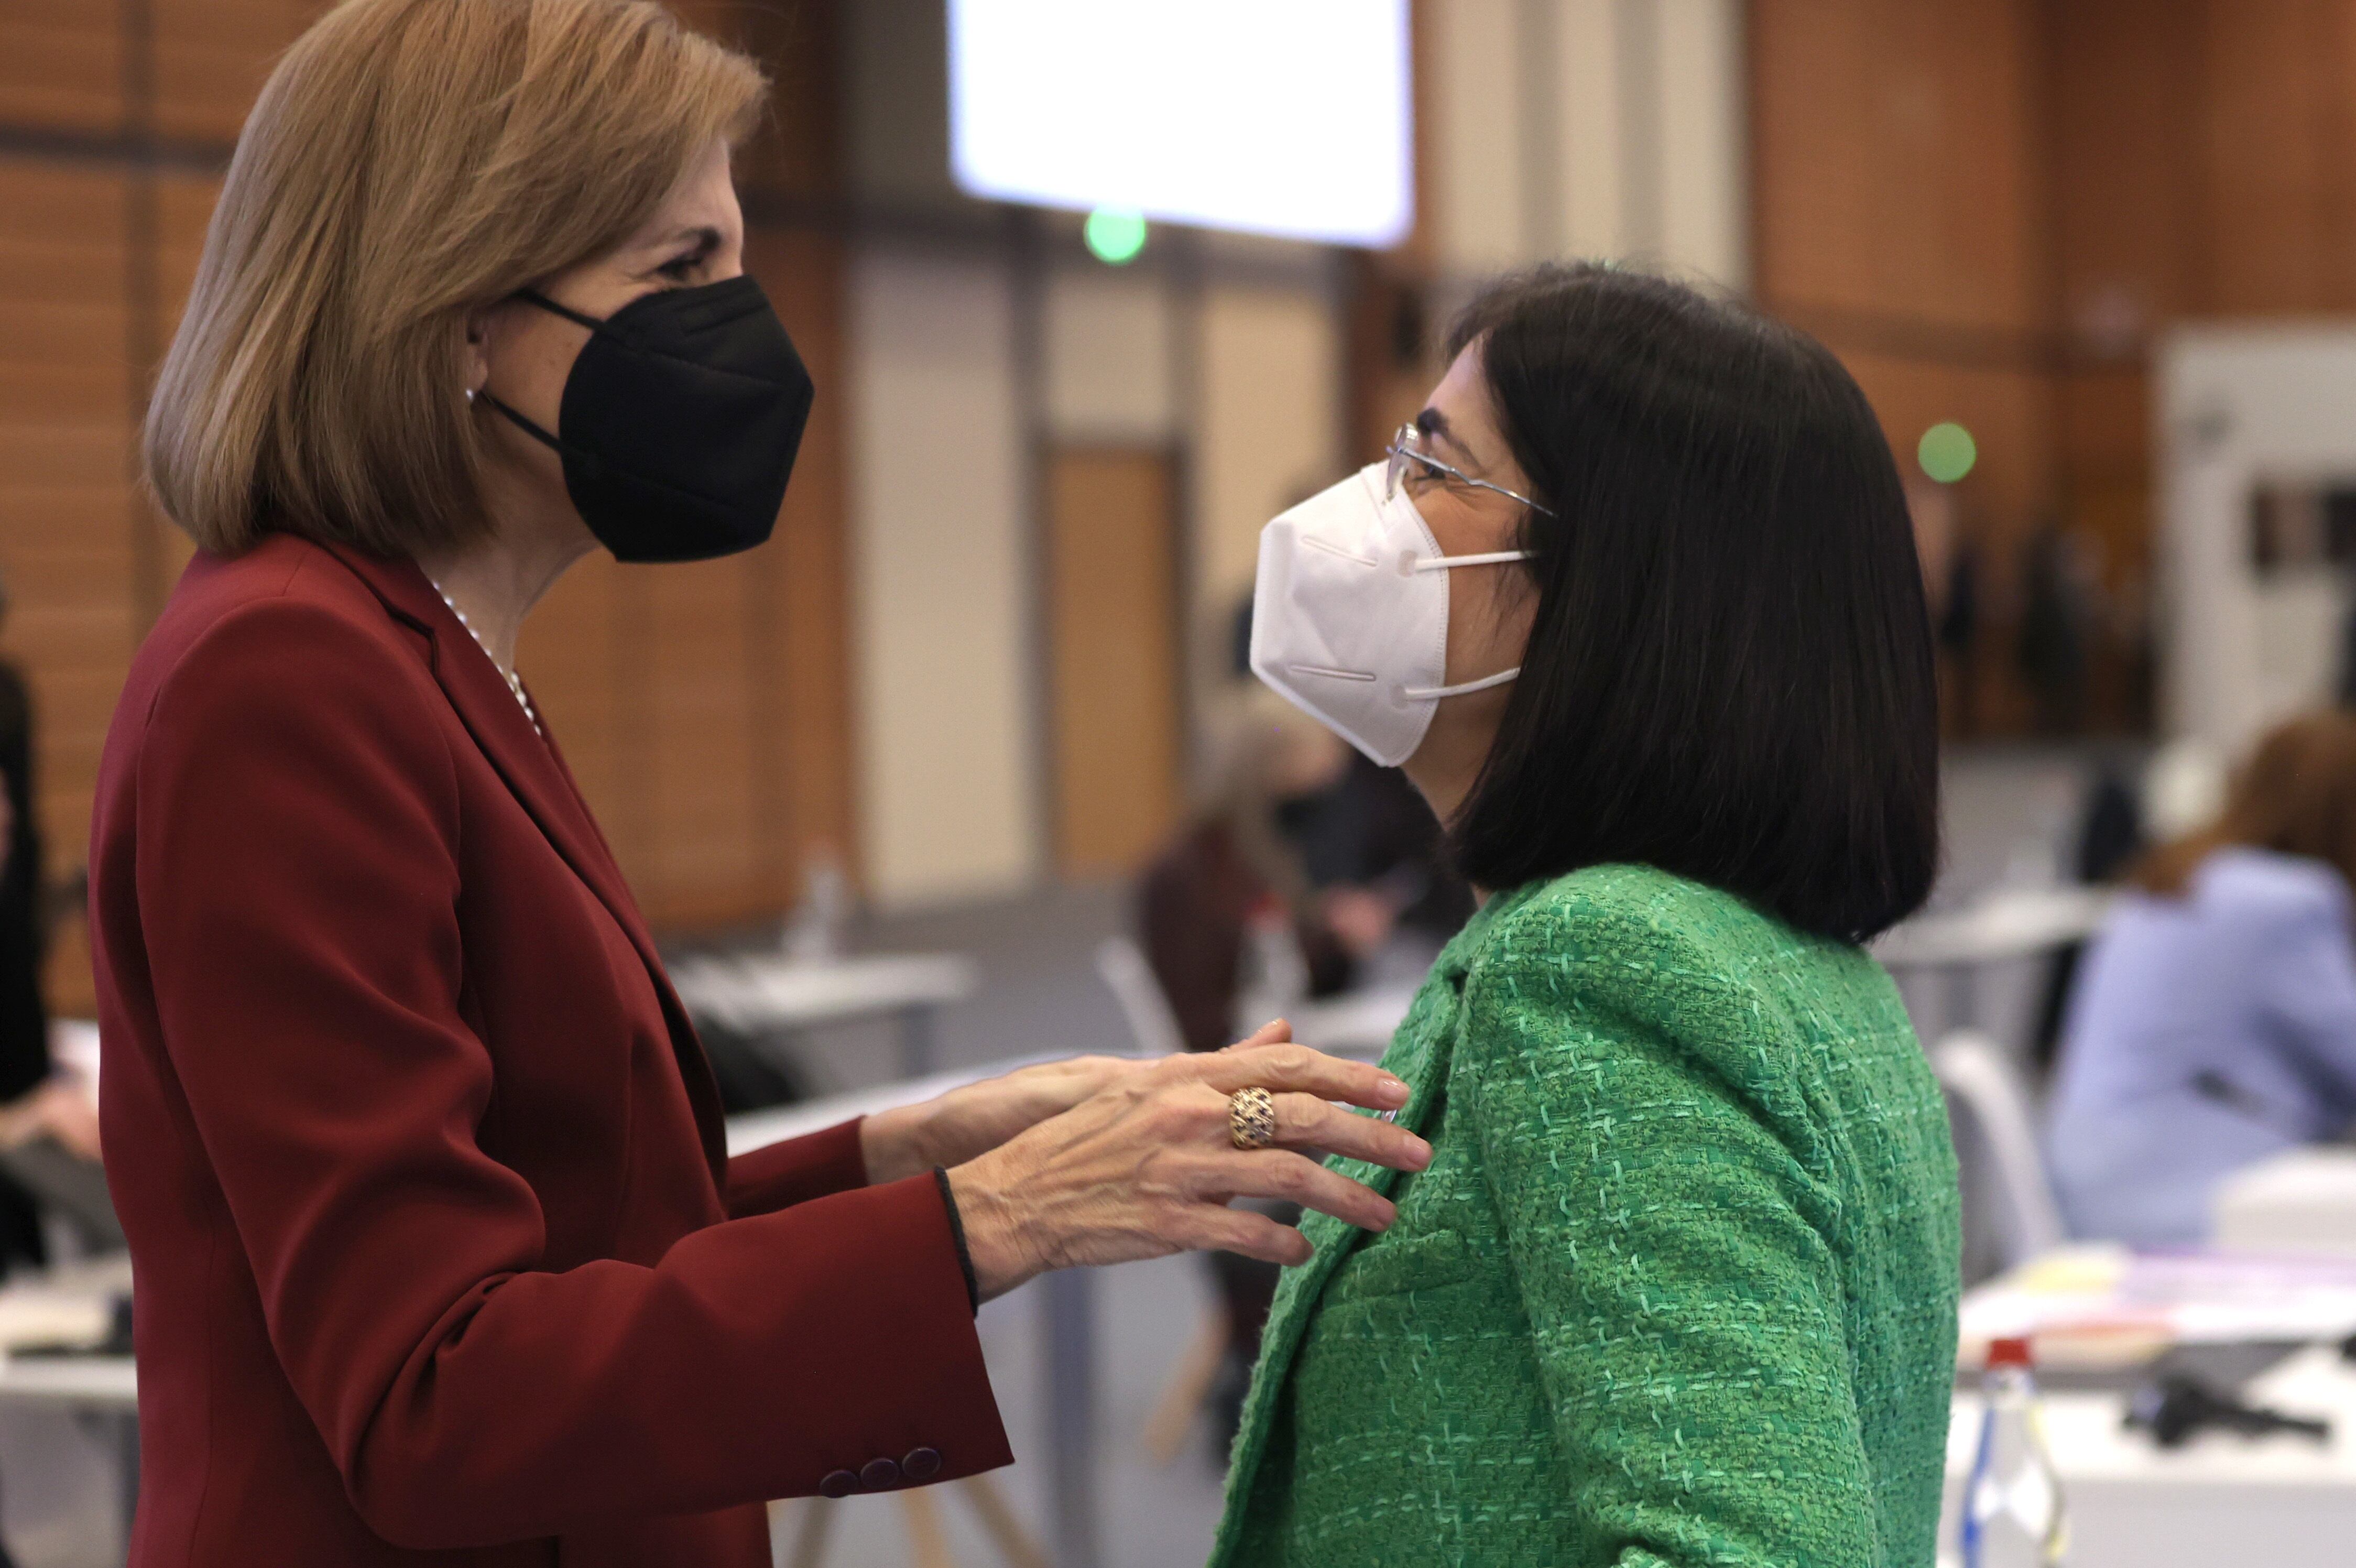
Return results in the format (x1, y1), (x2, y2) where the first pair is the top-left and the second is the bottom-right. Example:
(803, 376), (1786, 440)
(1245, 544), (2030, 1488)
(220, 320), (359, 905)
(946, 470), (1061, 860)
(1385, 423), (1555, 516)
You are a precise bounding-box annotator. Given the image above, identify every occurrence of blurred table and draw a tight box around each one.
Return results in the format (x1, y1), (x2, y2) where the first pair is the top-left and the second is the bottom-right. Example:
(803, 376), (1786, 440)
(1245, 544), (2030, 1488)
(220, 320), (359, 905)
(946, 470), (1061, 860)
(0, 1353), (136, 1410)
(1280, 984), (1418, 1062)
(729, 1056), (1101, 1568)
(1938, 1343), (2356, 1567)
(1960, 1244), (2356, 1366)
(0, 1254), (138, 1539)
(669, 951), (978, 1079)
(1873, 884), (2111, 1031)
(2213, 1147), (2356, 1257)
(724, 1058), (1056, 1155)
(1946, 1244), (2356, 1562)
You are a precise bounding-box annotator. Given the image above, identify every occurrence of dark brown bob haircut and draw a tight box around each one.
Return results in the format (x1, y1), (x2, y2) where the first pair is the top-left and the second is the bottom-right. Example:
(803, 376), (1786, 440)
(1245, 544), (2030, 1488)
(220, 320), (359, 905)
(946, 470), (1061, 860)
(1445, 264), (1941, 944)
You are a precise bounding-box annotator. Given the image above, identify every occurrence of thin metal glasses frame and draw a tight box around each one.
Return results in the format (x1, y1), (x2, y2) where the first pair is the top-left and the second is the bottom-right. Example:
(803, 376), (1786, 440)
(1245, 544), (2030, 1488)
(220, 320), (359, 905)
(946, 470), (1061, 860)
(1384, 423), (1555, 516)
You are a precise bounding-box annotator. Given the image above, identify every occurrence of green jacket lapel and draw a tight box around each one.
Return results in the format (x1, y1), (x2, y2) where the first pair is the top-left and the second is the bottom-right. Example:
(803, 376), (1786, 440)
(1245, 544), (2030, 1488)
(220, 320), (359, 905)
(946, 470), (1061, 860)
(1208, 884), (1540, 1564)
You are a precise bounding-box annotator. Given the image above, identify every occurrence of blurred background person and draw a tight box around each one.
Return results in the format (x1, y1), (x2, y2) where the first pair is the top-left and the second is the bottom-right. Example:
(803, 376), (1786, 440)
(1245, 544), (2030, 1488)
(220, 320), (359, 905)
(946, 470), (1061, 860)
(0, 568), (97, 1274)
(1139, 692), (1360, 1059)
(1217, 263), (1956, 1567)
(1141, 680), (1470, 1062)
(2047, 712), (2356, 1246)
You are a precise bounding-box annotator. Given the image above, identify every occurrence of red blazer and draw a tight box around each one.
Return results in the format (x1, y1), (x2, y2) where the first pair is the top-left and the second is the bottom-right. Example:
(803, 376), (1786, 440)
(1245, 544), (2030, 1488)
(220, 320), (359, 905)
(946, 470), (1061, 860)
(90, 536), (1010, 1566)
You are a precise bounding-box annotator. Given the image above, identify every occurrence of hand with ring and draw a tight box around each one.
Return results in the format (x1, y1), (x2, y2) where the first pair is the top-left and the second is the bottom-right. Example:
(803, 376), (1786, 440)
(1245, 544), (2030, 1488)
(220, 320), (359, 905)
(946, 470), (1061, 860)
(946, 1021), (1432, 1301)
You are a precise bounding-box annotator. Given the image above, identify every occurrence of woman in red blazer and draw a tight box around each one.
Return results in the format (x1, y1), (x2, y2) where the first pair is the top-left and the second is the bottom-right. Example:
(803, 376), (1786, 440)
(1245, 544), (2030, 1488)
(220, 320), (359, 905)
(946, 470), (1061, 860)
(95, 4), (1427, 1564)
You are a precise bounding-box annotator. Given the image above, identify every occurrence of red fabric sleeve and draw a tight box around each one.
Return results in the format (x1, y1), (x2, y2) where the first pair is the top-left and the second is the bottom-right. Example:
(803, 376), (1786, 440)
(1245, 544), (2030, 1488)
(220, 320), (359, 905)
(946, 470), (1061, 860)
(725, 1118), (871, 1218)
(133, 601), (1009, 1550)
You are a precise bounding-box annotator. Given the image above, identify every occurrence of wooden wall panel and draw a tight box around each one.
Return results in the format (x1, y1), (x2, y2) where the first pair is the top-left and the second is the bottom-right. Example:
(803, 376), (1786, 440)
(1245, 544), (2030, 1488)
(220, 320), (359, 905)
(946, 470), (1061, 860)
(2050, 0), (2205, 331)
(752, 224), (856, 891)
(0, 2), (123, 134)
(696, 0), (845, 202)
(1753, 0), (2053, 336)
(1756, 0), (2356, 735)
(0, 159), (142, 1014)
(2046, 0), (2201, 652)
(151, 0), (318, 144)
(144, 173), (225, 614)
(638, 558), (770, 922)
(522, 556), (638, 868)
(1046, 449), (1182, 878)
(2046, 0), (2356, 725)
(2197, 0), (2356, 313)
(1753, 0), (2062, 733)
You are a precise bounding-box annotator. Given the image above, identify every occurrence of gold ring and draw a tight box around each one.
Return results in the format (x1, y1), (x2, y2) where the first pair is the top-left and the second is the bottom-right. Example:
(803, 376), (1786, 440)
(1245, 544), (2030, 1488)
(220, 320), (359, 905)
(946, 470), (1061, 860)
(1228, 1086), (1278, 1150)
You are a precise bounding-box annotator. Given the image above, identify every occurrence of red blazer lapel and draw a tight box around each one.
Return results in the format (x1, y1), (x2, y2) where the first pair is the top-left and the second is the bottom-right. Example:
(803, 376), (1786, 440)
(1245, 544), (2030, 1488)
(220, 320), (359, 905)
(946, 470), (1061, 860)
(316, 543), (732, 1180)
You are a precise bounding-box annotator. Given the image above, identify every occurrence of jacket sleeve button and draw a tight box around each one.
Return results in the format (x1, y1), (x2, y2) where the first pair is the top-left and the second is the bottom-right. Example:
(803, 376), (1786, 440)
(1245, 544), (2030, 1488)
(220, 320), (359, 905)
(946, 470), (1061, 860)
(819, 1470), (858, 1499)
(859, 1456), (902, 1491)
(901, 1446), (943, 1482)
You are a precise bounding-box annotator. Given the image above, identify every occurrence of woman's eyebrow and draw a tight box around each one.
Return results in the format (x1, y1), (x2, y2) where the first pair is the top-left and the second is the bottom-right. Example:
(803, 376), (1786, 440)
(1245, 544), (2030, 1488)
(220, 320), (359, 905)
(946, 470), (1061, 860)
(1415, 406), (1479, 467)
(651, 224), (722, 259)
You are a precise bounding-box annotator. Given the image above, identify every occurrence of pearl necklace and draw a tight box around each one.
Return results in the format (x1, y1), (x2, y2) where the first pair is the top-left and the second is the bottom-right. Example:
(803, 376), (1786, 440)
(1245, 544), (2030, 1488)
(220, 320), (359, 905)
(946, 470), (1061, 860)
(424, 575), (541, 734)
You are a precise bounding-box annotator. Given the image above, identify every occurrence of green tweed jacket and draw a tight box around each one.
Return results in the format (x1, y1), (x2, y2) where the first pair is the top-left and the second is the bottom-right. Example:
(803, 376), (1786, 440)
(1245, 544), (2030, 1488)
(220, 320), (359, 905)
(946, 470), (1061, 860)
(1211, 864), (1962, 1568)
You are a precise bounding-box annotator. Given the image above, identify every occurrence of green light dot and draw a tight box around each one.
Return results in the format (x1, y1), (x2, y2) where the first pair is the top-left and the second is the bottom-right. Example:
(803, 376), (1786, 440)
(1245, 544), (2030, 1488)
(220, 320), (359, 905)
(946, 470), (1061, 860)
(1917, 421), (1978, 484)
(1084, 206), (1148, 266)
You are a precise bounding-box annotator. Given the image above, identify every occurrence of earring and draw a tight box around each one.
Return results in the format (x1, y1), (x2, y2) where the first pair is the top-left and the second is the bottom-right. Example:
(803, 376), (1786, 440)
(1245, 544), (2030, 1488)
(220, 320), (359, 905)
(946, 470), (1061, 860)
(464, 387), (478, 404)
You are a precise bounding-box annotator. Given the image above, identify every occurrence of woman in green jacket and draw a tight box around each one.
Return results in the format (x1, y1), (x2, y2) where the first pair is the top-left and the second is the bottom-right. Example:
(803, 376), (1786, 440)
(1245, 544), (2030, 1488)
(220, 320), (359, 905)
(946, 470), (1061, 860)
(1221, 264), (1961, 1567)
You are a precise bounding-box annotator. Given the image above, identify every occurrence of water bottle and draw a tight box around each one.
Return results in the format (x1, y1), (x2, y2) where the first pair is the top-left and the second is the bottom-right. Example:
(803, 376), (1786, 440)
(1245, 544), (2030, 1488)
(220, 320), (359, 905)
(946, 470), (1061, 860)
(781, 850), (849, 963)
(1960, 1335), (2067, 1567)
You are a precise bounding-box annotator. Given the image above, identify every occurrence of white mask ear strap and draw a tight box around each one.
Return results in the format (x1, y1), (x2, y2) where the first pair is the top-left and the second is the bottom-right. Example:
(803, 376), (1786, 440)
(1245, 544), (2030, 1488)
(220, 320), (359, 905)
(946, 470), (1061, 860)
(1410, 550), (1530, 573)
(1404, 666), (1520, 701)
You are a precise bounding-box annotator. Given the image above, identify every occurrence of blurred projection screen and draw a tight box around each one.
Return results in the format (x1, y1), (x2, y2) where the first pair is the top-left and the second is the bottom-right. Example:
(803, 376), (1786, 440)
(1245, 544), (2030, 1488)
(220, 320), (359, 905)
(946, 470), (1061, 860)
(948, 0), (1414, 247)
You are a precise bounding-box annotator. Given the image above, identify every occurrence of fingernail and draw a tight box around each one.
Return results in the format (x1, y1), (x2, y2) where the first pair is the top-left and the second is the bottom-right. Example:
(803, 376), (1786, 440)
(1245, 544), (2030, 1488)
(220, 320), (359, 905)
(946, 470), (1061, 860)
(1408, 1138), (1432, 1168)
(1380, 1075), (1408, 1103)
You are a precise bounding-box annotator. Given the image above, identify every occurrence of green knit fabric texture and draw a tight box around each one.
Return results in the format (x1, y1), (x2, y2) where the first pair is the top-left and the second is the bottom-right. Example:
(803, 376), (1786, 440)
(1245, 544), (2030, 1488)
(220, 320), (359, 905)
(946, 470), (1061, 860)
(1209, 864), (1961, 1568)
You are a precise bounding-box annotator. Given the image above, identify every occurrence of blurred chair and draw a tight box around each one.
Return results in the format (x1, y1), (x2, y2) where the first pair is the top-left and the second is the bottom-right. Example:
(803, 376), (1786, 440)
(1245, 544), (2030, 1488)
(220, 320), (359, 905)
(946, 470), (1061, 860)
(1934, 1030), (2067, 1274)
(2211, 1147), (2356, 1256)
(1094, 936), (1185, 1058)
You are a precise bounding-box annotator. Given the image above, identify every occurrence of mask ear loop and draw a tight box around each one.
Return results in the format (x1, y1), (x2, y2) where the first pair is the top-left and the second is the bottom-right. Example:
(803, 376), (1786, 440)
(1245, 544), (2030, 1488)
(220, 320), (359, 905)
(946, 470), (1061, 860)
(1401, 549), (1531, 698)
(477, 390), (562, 453)
(1409, 550), (1530, 572)
(1404, 666), (1519, 702)
(472, 290), (604, 453)
(513, 288), (606, 333)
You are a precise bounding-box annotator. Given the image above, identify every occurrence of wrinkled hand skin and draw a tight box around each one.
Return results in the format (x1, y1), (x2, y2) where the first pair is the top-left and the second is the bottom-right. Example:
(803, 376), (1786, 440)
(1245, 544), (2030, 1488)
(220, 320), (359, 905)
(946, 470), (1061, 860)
(858, 1054), (1148, 1186)
(944, 1027), (1430, 1302)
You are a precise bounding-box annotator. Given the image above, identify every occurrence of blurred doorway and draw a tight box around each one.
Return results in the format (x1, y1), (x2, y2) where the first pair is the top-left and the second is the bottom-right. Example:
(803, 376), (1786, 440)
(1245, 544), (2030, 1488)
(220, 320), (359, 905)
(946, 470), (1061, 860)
(1045, 447), (1183, 878)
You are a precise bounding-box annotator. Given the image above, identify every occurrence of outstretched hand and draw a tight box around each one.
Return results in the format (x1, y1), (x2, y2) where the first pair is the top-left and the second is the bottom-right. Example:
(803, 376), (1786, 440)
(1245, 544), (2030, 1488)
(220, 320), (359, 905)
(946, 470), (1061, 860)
(946, 1030), (1429, 1301)
(859, 1021), (1312, 1184)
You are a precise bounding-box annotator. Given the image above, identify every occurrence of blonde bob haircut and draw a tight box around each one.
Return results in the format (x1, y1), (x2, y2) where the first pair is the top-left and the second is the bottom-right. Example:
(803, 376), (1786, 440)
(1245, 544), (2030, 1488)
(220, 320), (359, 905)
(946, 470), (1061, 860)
(145, 0), (767, 557)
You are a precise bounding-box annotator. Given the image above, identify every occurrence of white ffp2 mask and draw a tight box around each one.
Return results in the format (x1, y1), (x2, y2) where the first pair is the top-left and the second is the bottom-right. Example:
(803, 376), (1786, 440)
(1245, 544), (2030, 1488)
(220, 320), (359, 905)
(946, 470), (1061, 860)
(1249, 461), (1529, 767)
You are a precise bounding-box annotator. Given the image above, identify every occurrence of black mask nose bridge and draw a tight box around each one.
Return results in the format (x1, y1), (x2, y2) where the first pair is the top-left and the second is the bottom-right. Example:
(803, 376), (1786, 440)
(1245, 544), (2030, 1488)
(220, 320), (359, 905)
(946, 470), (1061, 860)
(480, 278), (814, 564)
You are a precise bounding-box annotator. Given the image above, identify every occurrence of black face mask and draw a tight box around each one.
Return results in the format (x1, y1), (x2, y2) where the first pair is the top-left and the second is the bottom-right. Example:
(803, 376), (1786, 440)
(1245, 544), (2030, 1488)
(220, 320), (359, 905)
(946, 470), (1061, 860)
(480, 276), (814, 563)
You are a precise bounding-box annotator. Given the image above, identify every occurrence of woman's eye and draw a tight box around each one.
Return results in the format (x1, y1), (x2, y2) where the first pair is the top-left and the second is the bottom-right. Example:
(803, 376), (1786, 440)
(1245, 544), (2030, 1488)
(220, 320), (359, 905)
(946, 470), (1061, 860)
(656, 255), (699, 282)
